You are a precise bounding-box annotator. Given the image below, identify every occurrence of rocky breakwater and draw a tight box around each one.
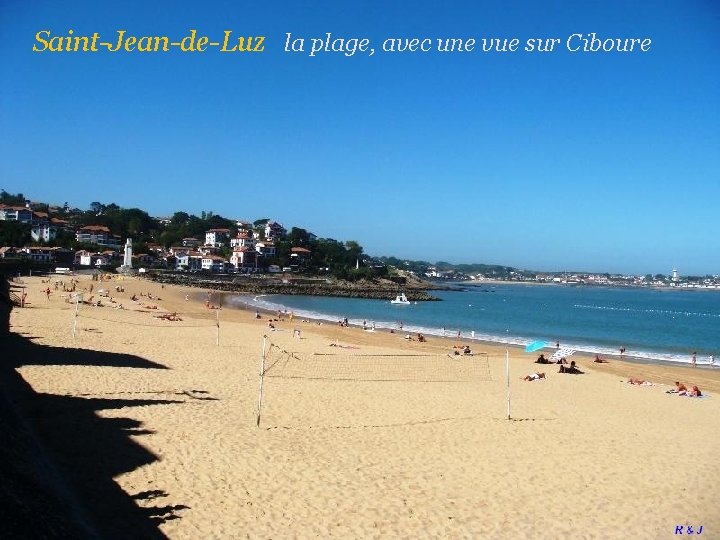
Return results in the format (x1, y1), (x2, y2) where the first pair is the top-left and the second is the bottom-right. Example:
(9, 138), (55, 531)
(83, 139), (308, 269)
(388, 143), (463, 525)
(148, 273), (443, 301)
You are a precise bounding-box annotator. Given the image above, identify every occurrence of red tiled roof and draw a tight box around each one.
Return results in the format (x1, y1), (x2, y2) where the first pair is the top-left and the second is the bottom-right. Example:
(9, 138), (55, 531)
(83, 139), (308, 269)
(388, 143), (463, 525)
(291, 247), (312, 253)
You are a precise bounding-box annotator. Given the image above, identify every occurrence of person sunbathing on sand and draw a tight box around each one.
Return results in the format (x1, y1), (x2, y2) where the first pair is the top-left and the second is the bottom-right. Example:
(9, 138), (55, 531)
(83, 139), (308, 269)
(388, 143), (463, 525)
(667, 381), (688, 394)
(535, 354), (552, 364)
(523, 372), (546, 381)
(677, 384), (702, 397)
(156, 312), (182, 321)
(559, 360), (583, 374)
(628, 377), (646, 385)
(594, 355), (609, 363)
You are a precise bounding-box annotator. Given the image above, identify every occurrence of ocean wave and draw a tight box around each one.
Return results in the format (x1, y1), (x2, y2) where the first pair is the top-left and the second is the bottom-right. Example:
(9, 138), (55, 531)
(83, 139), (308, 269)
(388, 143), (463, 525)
(229, 295), (712, 366)
(573, 304), (720, 318)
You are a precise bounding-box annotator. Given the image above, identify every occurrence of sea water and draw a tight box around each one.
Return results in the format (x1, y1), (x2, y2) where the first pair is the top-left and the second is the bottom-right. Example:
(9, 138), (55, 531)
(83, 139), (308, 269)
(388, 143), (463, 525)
(230, 284), (720, 365)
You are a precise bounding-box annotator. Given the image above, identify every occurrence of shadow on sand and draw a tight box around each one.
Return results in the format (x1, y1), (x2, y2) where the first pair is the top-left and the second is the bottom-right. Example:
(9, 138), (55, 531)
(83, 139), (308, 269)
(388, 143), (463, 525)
(1, 331), (186, 539)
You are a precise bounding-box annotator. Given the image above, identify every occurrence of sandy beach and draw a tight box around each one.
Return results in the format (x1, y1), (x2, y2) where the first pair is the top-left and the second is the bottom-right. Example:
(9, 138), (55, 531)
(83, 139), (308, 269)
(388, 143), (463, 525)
(6, 274), (719, 538)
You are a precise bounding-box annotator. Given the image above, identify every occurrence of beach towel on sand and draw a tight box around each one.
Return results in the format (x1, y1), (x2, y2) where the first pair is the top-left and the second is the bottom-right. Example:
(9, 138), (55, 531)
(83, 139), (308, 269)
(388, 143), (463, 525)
(550, 348), (575, 362)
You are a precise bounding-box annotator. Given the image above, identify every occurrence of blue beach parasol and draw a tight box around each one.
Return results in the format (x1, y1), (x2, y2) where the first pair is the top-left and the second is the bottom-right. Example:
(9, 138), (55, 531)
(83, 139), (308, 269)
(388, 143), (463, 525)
(525, 340), (548, 353)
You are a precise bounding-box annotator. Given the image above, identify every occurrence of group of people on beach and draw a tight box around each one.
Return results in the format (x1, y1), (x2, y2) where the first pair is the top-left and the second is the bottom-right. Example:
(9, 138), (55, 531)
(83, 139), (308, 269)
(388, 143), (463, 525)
(526, 357), (584, 380)
(666, 380), (702, 397)
(535, 353), (569, 365)
(689, 351), (715, 367)
(450, 344), (472, 356)
(627, 378), (703, 397)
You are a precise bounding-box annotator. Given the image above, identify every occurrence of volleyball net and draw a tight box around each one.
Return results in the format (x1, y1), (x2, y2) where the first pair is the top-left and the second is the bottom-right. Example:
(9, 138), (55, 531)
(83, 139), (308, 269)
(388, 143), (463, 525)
(262, 343), (491, 383)
(69, 294), (222, 344)
(254, 341), (493, 427)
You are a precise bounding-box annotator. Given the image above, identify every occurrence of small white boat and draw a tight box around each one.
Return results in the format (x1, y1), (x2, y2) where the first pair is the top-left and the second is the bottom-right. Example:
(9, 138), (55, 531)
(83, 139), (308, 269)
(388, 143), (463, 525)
(390, 293), (411, 305)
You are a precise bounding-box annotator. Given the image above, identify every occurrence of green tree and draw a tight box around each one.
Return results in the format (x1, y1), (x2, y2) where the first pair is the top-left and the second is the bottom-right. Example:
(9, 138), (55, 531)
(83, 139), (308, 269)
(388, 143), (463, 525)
(89, 201), (105, 214)
(290, 227), (310, 246)
(171, 212), (190, 225)
(0, 190), (26, 205)
(0, 221), (30, 246)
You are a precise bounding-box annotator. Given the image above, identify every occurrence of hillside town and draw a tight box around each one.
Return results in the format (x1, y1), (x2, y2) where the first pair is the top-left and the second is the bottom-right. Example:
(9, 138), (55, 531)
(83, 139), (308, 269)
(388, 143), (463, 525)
(1, 194), (718, 290)
(0, 202), (304, 273)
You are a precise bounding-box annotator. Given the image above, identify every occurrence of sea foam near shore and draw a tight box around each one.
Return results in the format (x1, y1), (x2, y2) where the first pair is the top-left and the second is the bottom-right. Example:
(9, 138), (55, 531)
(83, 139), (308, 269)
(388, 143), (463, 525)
(229, 286), (720, 367)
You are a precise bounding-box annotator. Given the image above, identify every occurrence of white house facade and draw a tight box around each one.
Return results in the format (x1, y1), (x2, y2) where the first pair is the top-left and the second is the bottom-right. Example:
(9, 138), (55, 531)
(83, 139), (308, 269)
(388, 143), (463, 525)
(205, 229), (231, 247)
(31, 223), (58, 242)
(230, 247), (258, 269)
(201, 255), (227, 273)
(76, 226), (121, 248)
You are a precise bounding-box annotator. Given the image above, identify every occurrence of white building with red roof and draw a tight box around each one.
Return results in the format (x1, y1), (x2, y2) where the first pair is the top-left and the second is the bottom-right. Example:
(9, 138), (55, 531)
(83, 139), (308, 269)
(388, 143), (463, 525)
(255, 241), (276, 257)
(75, 225), (121, 248)
(230, 247), (258, 270)
(230, 231), (255, 249)
(201, 254), (228, 273)
(0, 205), (35, 224)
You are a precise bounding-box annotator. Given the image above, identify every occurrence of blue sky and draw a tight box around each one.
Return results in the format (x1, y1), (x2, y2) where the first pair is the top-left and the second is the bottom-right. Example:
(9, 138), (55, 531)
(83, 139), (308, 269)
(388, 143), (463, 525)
(1, 1), (718, 275)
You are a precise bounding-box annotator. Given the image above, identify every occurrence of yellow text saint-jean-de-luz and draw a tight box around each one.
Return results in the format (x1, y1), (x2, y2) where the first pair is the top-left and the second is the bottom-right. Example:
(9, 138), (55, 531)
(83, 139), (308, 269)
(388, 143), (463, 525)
(33, 30), (264, 53)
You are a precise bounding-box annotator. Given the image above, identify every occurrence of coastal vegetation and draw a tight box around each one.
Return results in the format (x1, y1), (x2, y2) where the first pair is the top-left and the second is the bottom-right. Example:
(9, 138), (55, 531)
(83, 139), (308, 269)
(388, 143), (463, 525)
(0, 192), (392, 283)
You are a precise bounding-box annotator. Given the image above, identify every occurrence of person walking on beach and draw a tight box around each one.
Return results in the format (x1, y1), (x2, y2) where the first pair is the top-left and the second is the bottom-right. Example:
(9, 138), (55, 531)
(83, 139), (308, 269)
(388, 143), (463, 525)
(692, 351), (697, 367)
(619, 346), (626, 359)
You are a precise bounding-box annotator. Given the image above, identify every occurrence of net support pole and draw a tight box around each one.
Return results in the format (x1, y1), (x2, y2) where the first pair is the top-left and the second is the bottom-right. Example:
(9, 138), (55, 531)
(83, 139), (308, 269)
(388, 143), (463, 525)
(256, 335), (267, 428)
(216, 309), (220, 346)
(506, 349), (511, 420)
(72, 295), (79, 340)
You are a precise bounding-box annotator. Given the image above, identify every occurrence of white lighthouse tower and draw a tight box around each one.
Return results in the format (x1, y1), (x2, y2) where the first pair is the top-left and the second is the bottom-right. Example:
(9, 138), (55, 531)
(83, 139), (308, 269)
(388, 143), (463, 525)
(120, 238), (133, 271)
(671, 268), (679, 282)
